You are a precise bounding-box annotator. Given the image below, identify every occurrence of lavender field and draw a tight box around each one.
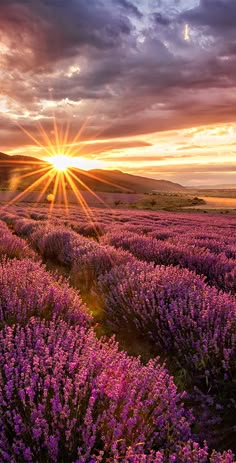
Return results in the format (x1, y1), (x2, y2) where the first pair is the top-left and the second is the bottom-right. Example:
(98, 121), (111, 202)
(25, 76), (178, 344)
(0, 204), (235, 463)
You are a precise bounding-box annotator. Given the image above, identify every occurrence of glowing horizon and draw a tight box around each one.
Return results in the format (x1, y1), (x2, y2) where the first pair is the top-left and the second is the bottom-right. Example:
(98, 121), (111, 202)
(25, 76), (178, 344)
(3, 121), (236, 187)
(48, 153), (105, 172)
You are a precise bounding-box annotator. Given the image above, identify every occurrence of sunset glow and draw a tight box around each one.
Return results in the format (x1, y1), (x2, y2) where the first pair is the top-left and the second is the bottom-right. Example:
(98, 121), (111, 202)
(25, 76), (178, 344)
(48, 154), (105, 172)
(0, 117), (123, 222)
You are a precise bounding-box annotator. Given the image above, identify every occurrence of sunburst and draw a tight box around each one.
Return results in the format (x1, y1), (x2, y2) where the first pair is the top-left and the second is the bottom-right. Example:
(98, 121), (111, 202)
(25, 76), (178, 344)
(1, 114), (130, 235)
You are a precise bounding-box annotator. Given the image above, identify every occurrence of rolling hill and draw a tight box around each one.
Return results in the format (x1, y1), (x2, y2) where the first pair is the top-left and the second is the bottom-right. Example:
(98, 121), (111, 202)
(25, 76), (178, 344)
(76, 169), (185, 193)
(0, 152), (185, 193)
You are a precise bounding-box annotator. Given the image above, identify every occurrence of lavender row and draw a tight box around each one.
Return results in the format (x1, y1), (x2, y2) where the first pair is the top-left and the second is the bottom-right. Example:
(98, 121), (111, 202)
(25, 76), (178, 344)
(5, 217), (135, 293)
(4, 204), (236, 235)
(0, 317), (233, 463)
(101, 230), (236, 293)
(98, 260), (236, 395)
(3, 205), (236, 245)
(0, 258), (90, 327)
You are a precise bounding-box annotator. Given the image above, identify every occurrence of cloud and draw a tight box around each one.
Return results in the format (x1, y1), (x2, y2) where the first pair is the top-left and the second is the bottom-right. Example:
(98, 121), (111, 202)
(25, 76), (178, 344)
(72, 139), (152, 157)
(130, 161), (236, 186)
(116, 0), (143, 18)
(0, 0), (133, 71)
(153, 13), (172, 26)
(183, 0), (236, 31)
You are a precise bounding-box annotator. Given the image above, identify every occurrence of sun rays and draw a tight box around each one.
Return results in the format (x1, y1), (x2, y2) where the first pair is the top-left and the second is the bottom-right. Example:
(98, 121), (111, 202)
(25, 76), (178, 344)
(0, 116), (128, 236)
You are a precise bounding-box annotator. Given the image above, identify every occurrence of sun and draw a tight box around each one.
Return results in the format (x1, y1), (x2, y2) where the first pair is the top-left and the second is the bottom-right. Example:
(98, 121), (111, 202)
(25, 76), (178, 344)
(49, 153), (105, 171)
(50, 154), (72, 172)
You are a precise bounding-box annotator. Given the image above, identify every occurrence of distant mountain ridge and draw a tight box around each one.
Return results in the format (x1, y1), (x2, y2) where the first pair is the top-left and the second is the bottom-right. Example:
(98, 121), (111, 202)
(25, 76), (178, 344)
(0, 152), (185, 193)
(0, 152), (45, 163)
(188, 184), (236, 189)
(87, 169), (185, 193)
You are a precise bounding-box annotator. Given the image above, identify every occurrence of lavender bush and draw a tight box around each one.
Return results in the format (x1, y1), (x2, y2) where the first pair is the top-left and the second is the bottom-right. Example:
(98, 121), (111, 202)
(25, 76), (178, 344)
(0, 317), (233, 463)
(13, 218), (44, 237)
(0, 258), (90, 327)
(0, 221), (36, 260)
(101, 230), (236, 293)
(31, 226), (98, 266)
(70, 244), (133, 293)
(98, 261), (236, 393)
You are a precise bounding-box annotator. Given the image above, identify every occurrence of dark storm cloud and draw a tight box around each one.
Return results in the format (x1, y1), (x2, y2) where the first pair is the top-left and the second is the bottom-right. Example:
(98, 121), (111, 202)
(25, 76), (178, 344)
(0, 0), (133, 70)
(183, 0), (236, 31)
(1, 0), (236, 147)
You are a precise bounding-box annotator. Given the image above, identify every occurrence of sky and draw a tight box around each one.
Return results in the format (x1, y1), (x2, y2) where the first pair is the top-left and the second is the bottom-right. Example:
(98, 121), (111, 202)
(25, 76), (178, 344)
(1, 0), (236, 186)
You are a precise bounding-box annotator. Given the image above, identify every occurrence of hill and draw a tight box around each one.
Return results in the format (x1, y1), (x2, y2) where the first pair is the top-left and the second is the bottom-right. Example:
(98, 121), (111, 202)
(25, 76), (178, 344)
(0, 152), (185, 193)
(0, 152), (45, 164)
(86, 169), (185, 193)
